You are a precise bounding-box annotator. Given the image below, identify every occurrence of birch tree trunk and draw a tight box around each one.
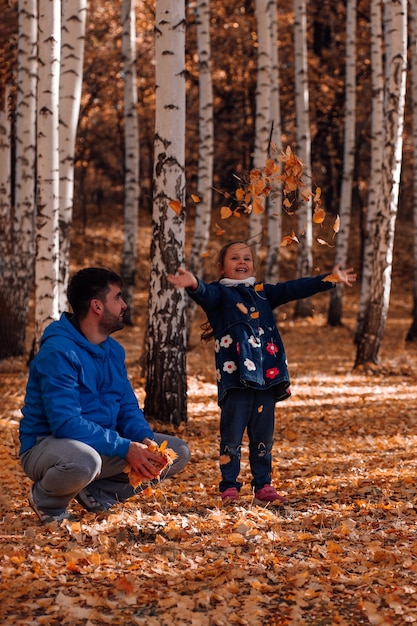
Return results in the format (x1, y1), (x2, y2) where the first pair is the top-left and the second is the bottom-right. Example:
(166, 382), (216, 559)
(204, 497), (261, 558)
(0, 89), (12, 250)
(406, 0), (417, 342)
(35, 0), (61, 349)
(328, 0), (357, 326)
(189, 0), (213, 279)
(58, 0), (86, 312)
(121, 0), (139, 324)
(266, 0), (282, 283)
(249, 0), (272, 249)
(356, 0), (384, 340)
(355, 0), (407, 366)
(0, 86), (14, 359)
(144, 0), (187, 425)
(293, 0), (313, 317)
(0, 0), (37, 358)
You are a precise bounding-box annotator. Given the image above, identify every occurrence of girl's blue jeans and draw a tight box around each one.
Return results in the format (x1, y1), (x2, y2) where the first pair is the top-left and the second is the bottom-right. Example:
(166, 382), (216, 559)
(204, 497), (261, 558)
(219, 387), (276, 493)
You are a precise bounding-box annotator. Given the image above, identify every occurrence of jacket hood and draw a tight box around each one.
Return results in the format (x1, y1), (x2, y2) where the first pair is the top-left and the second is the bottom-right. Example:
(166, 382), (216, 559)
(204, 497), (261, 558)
(40, 312), (111, 358)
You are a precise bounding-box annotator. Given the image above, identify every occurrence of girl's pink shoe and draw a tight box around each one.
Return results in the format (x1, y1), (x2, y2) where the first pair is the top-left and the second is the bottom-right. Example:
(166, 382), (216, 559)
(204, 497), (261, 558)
(221, 487), (239, 504)
(254, 484), (287, 504)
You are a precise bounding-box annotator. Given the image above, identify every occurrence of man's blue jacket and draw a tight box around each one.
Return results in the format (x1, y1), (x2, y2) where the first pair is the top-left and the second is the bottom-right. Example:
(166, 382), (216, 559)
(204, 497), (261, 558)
(19, 313), (154, 456)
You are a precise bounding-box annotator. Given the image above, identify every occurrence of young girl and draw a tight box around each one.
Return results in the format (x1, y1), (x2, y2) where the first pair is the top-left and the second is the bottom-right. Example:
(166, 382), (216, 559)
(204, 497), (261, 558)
(168, 241), (356, 505)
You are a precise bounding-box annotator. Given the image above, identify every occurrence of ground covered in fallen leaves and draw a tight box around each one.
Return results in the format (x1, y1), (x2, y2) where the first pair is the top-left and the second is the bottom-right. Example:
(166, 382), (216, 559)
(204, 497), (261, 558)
(2, 215), (417, 624)
(2, 296), (417, 625)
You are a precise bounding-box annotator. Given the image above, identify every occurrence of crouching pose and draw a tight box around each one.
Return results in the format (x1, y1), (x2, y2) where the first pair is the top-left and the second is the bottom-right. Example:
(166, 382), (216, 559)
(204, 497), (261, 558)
(20, 267), (190, 523)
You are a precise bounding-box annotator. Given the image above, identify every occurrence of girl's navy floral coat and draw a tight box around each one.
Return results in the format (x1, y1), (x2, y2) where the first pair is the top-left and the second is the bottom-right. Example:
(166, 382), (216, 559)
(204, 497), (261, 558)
(187, 274), (335, 405)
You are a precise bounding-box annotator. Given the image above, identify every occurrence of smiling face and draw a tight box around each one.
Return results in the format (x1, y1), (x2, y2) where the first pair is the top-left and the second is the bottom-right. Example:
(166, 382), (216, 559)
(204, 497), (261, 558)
(219, 243), (255, 280)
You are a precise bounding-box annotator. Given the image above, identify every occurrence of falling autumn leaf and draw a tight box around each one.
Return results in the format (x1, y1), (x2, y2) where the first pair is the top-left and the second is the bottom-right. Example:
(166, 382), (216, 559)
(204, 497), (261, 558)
(333, 214), (341, 236)
(313, 207), (326, 224)
(317, 238), (334, 248)
(191, 194), (201, 203)
(252, 197), (265, 215)
(168, 199), (182, 215)
(220, 206), (233, 219)
(281, 231), (299, 246)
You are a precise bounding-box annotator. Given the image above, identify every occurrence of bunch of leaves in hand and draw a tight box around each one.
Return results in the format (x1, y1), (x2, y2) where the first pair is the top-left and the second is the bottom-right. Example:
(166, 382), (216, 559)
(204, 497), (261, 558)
(124, 440), (178, 488)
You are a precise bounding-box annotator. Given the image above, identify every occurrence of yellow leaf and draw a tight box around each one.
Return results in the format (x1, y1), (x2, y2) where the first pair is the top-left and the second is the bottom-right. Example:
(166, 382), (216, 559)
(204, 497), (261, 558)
(281, 231), (299, 246)
(124, 440), (177, 488)
(313, 207), (326, 224)
(168, 199), (182, 215)
(322, 273), (340, 283)
(235, 188), (245, 201)
(228, 533), (246, 546)
(214, 222), (226, 236)
(220, 206), (233, 219)
(253, 197), (264, 214)
(191, 194), (201, 203)
(333, 214), (340, 234)
(317, 238), (334, 248)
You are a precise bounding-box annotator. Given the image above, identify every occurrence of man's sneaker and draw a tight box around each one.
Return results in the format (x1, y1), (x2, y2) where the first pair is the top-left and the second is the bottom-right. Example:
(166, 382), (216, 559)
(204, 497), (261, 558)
(29, 487), (73, 524)
(75, 488), (107, 512)
(253, 484), (287, 505)
(221, 487), (239, 505)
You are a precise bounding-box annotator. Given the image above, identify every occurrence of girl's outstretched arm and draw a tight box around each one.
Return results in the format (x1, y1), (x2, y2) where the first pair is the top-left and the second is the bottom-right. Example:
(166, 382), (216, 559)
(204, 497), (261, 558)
(167, 268), (199, 291)
(331, 263), (357, 287)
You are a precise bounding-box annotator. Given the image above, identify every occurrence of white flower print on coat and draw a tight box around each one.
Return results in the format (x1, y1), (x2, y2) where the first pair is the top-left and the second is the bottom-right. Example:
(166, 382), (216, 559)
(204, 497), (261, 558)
(244, 358), (256, 371)
(220, 334), (233, 348)
(248, 335), (261, 348)
(223, 361), (237, 374)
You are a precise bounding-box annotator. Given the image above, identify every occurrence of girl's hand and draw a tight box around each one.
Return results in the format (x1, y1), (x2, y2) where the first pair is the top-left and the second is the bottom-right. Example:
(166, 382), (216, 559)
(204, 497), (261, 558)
(167, 268), (199, 291)
(332, 263), (357, 287)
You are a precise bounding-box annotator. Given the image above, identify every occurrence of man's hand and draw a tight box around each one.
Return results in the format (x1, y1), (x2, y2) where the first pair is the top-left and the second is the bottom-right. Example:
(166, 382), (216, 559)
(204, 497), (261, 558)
(125, 441), (166, 480)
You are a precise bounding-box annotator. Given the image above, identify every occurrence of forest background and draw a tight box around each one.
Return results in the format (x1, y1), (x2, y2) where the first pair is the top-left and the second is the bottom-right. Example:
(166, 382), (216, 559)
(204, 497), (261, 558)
(1, 0), (417, 624)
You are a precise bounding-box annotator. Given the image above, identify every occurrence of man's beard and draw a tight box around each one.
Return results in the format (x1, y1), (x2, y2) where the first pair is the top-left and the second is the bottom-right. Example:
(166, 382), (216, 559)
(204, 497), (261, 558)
(99, 311), (125, 335)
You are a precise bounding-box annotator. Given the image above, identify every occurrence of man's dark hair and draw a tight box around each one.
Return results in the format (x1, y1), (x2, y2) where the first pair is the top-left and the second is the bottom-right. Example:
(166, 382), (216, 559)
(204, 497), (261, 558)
(67, 268), (123, 319)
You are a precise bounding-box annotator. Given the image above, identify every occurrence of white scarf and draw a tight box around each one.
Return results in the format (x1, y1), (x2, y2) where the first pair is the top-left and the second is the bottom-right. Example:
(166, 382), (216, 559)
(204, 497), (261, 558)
(219, 277), (256, 287)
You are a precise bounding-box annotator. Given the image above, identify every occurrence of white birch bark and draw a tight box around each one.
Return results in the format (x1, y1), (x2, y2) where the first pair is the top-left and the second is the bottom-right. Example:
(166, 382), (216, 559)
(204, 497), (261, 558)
(356, 0), (385, 340)
(144, 0), (187, 424)
(4, 0), (38, 357)
(249, 0), (272, 249)
(406, 0), (417, 341)
(58, 0), (86, 311)
(189, 0), (213, 279)
(0, 86), (13, 358)
(355, 0), (407, 365)
(293, 0), (313, 316)
(266, 0), (282, 282)
(0, 87), (11, 246)
(35, 0), (61, 348)
(121, 0), (139, 324)
(328, 0), (357, 325)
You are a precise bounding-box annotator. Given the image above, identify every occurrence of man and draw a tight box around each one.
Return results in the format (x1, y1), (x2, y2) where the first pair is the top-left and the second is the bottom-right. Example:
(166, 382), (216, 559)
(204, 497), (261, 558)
(19, 268), (190, 523)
